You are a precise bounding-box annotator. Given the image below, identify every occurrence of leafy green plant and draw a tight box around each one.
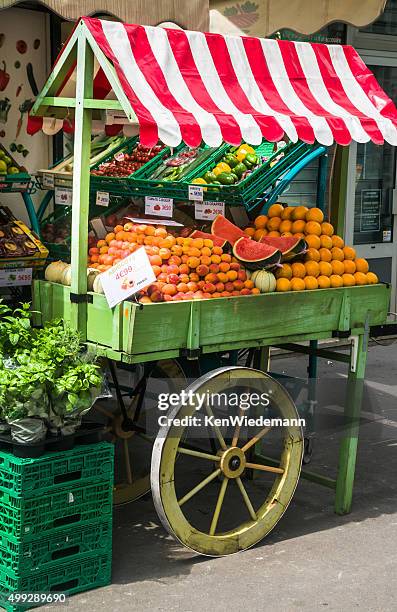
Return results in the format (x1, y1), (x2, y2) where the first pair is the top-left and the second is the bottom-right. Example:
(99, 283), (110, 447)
(0, 302), (32, 356)
(51, 362), (103, 417)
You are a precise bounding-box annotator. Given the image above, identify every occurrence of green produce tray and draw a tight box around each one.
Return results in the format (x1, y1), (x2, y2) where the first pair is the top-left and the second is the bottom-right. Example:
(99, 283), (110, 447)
(0, 481), (113, 543)
(0, 519), (112, 576)
(130, 143), (229, 200)
(0, 443), (113, 498)
(36, 135), (128, 190)
(0, 551), (111, 611)
(131, 141), (317, 208)
(0, 174), (31, 194)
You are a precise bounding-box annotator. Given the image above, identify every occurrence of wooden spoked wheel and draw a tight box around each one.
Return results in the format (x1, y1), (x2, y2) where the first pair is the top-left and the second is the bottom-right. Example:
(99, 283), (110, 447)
(151, 367), (303, 556)
(94, 359), (186, 506)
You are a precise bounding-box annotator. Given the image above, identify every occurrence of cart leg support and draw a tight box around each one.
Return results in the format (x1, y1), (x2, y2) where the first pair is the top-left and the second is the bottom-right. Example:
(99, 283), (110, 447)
(335, 331), (368, 514)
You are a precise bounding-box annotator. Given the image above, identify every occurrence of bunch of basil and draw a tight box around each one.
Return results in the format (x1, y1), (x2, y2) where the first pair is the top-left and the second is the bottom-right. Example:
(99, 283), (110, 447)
(0, 301), (103, 441)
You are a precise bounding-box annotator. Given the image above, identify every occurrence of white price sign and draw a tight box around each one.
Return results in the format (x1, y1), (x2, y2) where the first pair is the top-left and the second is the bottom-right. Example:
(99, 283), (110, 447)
(100, 247), (156, 308)
(43, 174), (55, 189)
(55, 186), (72, 206)
(0, 268), (32, 287)
(145, 196), (174, 217)
(188, 184), (204, 201)
(195, 201), (225, 221)
(96, 191), (110, 207)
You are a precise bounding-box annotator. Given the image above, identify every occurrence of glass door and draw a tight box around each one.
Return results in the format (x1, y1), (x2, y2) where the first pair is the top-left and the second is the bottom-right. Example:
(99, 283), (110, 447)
(345, 61), (397, 310)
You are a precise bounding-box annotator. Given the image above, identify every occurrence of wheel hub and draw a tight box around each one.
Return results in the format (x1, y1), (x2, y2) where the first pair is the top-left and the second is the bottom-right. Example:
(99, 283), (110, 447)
(220, 447), (246, 479)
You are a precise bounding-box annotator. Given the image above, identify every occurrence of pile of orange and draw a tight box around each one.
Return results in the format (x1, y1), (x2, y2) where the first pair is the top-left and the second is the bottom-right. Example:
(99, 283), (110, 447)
(88, 222), (258, 302)
(244, 205), (379, 292)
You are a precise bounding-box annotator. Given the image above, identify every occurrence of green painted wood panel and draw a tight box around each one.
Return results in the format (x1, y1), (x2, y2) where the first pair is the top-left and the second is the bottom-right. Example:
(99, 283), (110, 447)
(33, 281), (390, 362)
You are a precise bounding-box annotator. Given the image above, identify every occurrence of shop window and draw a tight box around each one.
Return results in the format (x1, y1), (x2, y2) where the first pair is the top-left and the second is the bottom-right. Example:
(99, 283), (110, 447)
(360, 0), (397, 36)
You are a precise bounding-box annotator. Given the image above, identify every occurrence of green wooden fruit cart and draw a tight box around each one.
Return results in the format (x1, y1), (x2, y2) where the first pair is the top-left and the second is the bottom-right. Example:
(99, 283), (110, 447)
(30, 17), (397, 556)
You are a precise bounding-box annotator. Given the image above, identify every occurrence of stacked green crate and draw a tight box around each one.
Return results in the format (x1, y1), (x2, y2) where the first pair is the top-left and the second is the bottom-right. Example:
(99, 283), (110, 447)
(0, 443), (114, 612)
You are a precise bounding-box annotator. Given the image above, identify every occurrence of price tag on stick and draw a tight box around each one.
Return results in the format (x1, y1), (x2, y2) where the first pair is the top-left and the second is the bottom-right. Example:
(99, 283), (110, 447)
(0, 268), (32, 287)
(55, 187), (72, 206)
(145, 196), (174, 217)
(96, 191), (109, 207)
(188, 185), (204, 201)
(100, 247), (156, 308)
(195, 201), (225, 221)
(43, 174), (55, 189)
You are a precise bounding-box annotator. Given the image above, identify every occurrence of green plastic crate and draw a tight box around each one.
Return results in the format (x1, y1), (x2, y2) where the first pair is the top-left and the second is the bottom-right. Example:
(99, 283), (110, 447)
(130, 143), (229, 200)
(131, 140), (317, 208)
(0, 443), (113, 498)
(0, 551), (111, 611)
(0, 519), (112, 576)
(0, 481), (113, 543)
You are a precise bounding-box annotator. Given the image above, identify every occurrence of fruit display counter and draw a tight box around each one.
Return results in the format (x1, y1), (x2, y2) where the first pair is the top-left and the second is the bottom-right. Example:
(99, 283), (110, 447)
(28, 17), (397, 556)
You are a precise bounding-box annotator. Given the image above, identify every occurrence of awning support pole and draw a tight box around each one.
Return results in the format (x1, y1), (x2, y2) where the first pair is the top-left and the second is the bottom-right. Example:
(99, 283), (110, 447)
(70, 23), (94, 338)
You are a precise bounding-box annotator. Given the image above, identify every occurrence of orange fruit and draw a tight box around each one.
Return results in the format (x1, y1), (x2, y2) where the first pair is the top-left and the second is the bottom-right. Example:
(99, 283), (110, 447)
(281, 231), (293, 237)
(306, 248), (321, 262)
(321, 222), (334, 236)
(251, 288), (260, 295)
(279, 220), (293, 233)
(343, 246), (356, 261)
(291, 262), (306, 278)
(330, 274), (343, 288)
(343, 260), (356, 274)
(290, 277), (305, 291)
(331, 247), (344, 261)
(159, 247), (171, 260)
(366, 272), (379, 284)
(254, 215), (268, 228)
(187, 256), (200, 269)
(276, 278), (291, 292)
(267, 217), (281, 232)
(355, 258), (369, 273)
(244, 227), (256, 237)
(211, 254), (222, 264)
(342, 273), (356, 286)
(226, 270), (238, 281)
(292, 220), (306, 234)
(268, 204), (284, 218)
(320, 235), (333, 249)
(317, 275), (331, 289)
(213, 246), (223, 255)
(268, 230), (281, 237)
(305, 234), (321, 249)
(318, 261), (332, 277)
(331, 260), (345, 275)
(319, 248), (332, 262)
(292, 206), (309, 220)
(281, 206), (294, 220)
(305, 261), (320, 278)
(192, 238), (204, 249)
(304, 276), (318, 290)
(254, 228), (267, 241)
(188, 247), (201, 258)
(306, 207), (324, 223)
(276, 263), (293, 280)
(331, 234), (344, 249)
(354, 272), (368, 285)
(305, 221), (322, 236)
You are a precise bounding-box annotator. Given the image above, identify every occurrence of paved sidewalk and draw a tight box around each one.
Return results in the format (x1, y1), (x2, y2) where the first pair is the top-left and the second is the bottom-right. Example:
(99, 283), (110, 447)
(41, 341), (397, 612)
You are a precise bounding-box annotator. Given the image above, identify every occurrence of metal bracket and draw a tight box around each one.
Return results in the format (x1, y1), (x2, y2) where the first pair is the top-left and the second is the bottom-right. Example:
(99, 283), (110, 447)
(332, 329), (351, 339)
(180, 348), (202, 360)
(350, 335), (359, 373)
(70, 293), (93, 304)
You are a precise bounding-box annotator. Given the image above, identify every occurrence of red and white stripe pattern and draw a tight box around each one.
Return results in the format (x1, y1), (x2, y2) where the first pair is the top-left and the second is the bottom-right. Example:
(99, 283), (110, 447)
(31, 17), (397, 147)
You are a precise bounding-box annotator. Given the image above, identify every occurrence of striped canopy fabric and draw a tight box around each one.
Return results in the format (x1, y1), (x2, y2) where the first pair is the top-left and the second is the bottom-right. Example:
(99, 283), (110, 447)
(32, 17), (397, 147)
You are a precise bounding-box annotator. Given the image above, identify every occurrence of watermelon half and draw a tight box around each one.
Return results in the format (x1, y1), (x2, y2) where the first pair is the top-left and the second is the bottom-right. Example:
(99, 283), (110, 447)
(233, 237), (281, 270)
(189, 229), (227, 248)
(259, 235), (307, 261)
(211, 215), (245, 246)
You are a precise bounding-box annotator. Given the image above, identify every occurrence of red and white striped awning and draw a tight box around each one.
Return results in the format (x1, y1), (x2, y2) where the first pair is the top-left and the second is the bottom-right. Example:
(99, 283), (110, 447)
(30, 17), (397, 147)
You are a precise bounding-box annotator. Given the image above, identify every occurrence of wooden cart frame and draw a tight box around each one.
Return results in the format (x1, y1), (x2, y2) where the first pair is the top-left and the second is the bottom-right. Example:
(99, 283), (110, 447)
(30, 19), (392, 554)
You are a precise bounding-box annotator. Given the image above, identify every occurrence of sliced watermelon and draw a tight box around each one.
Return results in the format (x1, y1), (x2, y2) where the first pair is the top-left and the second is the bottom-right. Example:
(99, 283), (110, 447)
(259, 235), (307, 261)
(233, 237), (281, 270)
(189, 229), (227, 248)
(211, 215), (245, 246)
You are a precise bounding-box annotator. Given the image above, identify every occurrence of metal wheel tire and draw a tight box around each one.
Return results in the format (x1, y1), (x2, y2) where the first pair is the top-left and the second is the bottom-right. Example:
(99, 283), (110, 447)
(151, 366), (303, 556)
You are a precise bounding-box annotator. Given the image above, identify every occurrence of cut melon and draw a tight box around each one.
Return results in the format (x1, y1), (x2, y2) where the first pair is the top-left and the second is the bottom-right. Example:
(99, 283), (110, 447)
(189, 229), (227, 248)
(233, 237), (281, 270)
(211, 215), (245, 246)
(259, 235), (307, 261)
